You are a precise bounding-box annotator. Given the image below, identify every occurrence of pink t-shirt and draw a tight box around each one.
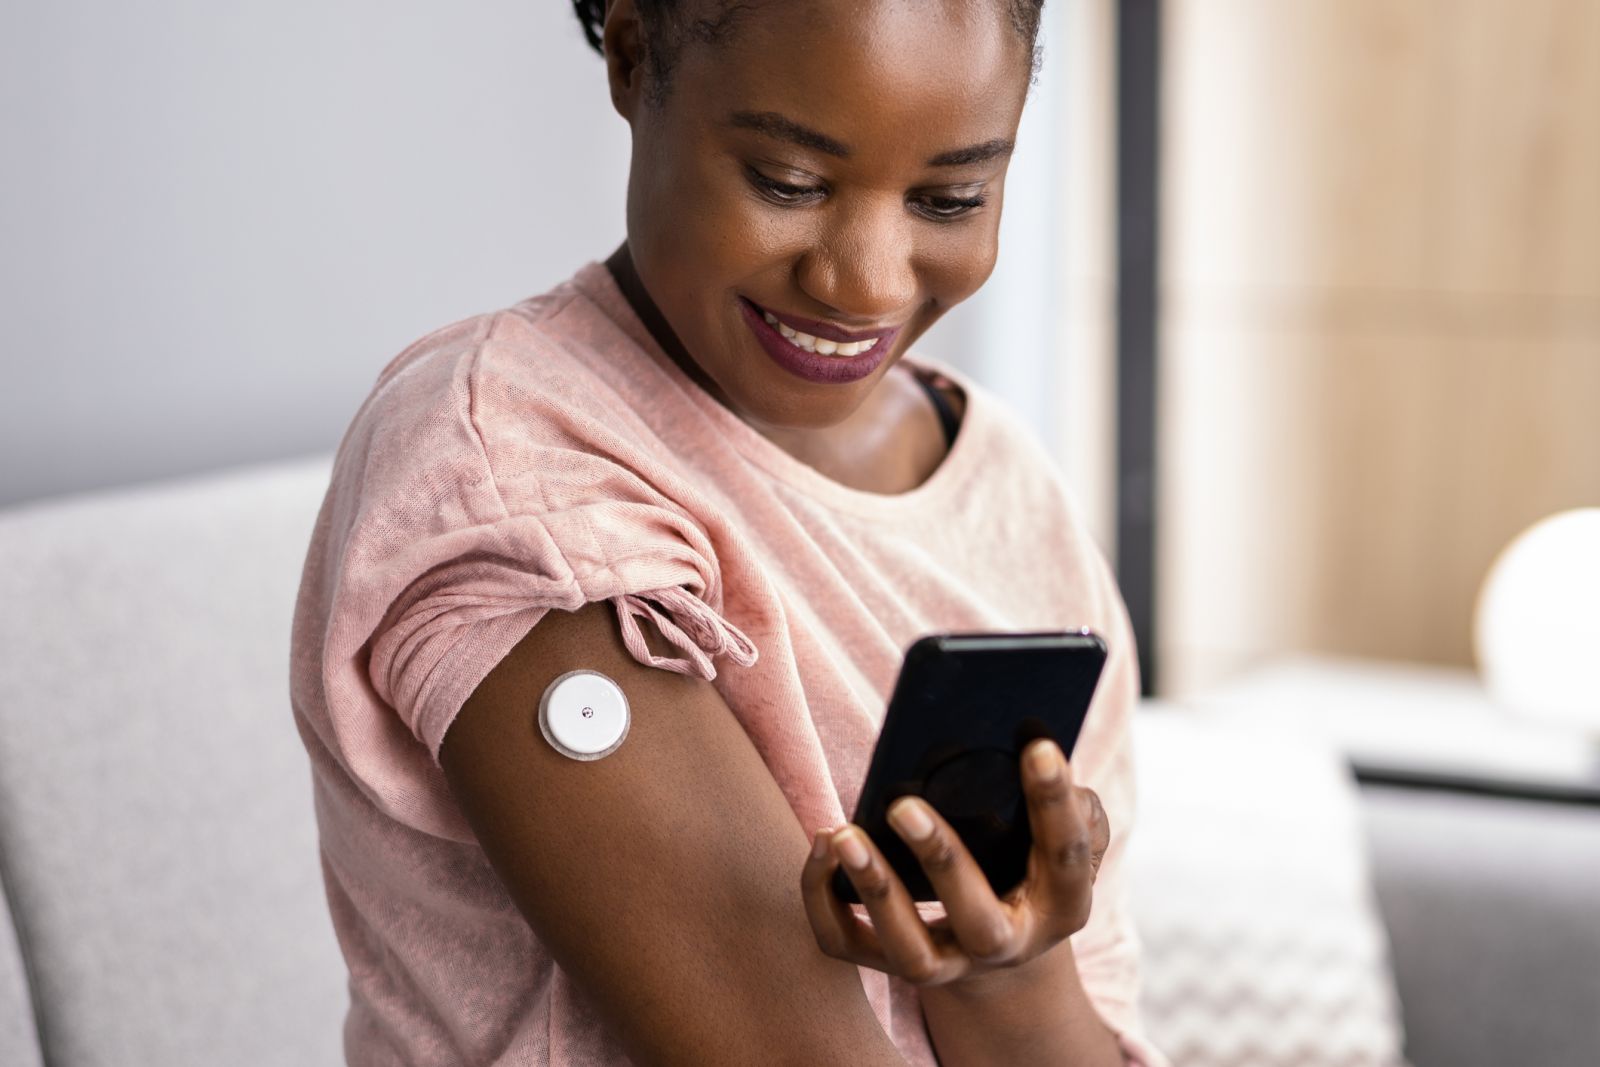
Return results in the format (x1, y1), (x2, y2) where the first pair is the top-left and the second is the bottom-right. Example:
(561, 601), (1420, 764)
(290, 262), (1169, 1066)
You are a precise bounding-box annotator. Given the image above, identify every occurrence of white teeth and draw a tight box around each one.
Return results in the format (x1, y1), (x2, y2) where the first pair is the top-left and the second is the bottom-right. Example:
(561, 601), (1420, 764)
(761, 307), (883, 357)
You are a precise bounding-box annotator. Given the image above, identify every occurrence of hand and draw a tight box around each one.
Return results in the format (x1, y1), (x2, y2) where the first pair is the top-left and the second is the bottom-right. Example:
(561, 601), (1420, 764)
(800, 738), (1110, 989)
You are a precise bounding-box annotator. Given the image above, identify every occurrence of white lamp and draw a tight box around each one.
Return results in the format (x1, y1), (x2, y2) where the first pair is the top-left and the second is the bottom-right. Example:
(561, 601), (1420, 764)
(1474, 508), (1600, 732)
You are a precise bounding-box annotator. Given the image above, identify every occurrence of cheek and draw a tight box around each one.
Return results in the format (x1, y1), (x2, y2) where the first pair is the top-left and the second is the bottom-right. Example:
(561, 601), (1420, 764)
(634, 139), (796, 270)
(699, 176), (828, 272)
(921, 222), (1001, 307)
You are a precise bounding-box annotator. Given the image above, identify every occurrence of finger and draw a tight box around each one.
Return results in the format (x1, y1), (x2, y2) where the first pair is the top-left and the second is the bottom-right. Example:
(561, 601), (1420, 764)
(1083, 787), (1111, 878)
(800, 826), (885, 969)
(830, 825), (964, 986)
(1020, 739), (1096, 932)
(886, 795), (1022, 965)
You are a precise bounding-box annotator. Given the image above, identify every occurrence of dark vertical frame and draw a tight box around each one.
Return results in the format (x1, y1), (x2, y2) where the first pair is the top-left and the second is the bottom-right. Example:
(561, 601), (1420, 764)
(1115, 0), (1162, 696)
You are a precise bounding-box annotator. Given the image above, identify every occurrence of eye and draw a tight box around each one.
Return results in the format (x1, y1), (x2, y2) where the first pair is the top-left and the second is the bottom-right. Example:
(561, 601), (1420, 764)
(911, 193), (988, 222)
(745, 166), (825, 206)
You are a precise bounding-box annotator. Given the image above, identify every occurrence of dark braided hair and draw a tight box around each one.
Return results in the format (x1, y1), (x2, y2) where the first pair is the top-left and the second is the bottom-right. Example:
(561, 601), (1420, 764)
(570, 0), (1047, 101)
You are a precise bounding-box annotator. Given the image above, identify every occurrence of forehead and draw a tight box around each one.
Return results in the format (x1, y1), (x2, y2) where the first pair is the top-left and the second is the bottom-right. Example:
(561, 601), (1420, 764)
(667, 0), (1031, 156)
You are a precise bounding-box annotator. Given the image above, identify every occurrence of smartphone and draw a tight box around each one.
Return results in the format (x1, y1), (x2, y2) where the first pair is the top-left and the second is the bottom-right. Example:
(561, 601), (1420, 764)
(831, 630), (1107, 904)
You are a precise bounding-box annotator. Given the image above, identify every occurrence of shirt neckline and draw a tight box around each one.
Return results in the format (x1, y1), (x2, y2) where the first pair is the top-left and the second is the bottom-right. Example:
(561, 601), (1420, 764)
(569, 260), (988, 521)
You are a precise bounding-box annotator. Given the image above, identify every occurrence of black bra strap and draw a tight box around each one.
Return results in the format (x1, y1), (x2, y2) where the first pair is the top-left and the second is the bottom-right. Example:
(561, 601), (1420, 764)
(913, 371), (961, 449)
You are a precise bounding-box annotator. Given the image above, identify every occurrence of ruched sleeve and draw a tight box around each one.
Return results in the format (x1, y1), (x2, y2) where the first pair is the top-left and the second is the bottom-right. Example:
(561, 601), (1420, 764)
(363, 508), (758, 765)
(308, 312), (759, 840)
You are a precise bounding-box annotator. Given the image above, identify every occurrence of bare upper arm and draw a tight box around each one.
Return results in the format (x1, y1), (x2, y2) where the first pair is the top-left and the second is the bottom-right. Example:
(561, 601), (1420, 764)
(438, 600), (907, 1067)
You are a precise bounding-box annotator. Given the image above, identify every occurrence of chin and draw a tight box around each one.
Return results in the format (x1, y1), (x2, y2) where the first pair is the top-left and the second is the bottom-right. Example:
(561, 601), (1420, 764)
(730, 366), (879, 430)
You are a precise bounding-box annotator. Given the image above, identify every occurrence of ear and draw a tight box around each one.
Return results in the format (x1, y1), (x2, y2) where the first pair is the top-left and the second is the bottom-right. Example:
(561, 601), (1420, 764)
(602, 0), (649, 121)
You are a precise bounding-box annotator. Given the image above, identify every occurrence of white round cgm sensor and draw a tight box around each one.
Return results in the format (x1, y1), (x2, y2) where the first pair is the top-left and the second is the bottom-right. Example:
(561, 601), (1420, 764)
(538, 669), (631, 761)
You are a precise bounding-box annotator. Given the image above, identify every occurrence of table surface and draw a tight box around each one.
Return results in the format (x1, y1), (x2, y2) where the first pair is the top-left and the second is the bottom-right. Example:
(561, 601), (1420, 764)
(1171, 655), (1600, 804)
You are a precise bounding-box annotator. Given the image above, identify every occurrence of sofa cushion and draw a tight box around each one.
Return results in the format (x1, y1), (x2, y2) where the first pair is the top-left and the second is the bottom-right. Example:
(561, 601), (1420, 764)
(1127, 705), (1409, 1066)
(0, 877), (43, 1067)
(0, 455), (345, 1067)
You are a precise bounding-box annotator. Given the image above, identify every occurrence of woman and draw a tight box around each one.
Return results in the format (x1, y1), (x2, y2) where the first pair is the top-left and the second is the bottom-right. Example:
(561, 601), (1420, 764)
(290, 0), (1168, 1063)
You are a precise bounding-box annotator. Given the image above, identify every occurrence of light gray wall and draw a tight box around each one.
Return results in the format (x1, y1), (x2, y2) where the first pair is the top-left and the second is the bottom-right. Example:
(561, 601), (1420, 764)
(1, 2), (632, 508)
(1, 1), (1052, 510)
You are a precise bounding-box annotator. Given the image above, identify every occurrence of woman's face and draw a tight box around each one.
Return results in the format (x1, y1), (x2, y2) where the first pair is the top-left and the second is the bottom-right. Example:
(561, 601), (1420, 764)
(606, 0), (1032, 432)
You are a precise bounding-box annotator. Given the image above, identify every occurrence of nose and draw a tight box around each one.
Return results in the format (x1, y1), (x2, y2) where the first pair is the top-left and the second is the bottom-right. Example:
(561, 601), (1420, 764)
(794, 199), (919, 326)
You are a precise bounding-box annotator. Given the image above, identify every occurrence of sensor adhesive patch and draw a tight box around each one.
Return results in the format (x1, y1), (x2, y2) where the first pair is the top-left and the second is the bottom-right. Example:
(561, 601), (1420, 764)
(538, 669), (631, 761)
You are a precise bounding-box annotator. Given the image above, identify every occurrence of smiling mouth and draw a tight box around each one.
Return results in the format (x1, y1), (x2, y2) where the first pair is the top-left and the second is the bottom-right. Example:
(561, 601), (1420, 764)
(742, 298), (900, 358)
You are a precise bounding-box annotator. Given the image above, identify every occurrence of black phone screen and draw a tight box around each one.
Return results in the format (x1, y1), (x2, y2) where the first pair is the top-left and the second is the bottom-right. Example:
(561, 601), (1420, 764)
(832, 630), (1107, 904)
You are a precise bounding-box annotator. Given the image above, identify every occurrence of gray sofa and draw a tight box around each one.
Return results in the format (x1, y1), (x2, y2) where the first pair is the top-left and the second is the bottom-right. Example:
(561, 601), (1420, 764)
(0, 459), (347, 1066)
(1, 455), (1595, 1067)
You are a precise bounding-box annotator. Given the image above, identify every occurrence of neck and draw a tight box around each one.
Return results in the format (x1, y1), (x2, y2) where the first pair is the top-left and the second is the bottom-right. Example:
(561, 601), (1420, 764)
(604, 244), (730, 411)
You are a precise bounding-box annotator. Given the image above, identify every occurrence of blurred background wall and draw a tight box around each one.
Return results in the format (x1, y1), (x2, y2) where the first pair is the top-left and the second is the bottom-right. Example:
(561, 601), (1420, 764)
(1157, 0), (1600, 696)
(0, 1), (1075, 513)
(6, 1), (1597, 701)
(1, 2), (631, 508)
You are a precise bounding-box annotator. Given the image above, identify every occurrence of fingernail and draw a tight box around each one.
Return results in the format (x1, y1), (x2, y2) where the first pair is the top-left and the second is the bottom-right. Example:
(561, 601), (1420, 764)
(811, 829), (831, 860)
(833, 828), (870, 870)
(1028, 739), (1063, 782)
(888, 797), (935, 841)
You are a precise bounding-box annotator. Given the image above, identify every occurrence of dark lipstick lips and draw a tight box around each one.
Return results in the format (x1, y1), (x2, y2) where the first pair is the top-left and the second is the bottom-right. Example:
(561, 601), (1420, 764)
(740, 297), (902, 345)
(738, 298), (895, 386)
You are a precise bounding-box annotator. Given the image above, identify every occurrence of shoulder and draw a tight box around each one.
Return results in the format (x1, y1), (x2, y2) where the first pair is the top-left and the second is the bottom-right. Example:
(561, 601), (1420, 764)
(343, 281), (672, 508)
(321, 279), (725, 614)
(363, 284), (604, 432)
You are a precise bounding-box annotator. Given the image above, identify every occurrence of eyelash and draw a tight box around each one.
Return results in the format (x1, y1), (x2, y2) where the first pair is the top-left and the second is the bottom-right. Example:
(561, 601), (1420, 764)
(744, 167), (987, 222)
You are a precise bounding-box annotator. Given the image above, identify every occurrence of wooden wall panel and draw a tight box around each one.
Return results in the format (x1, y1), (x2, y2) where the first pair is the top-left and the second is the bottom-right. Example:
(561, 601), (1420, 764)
(1162, 0), (1438, 297)
(1427, 0), (1600, 298)
(1158, 0), (1600, 697)
(1303, 334), (1600, 666)
(1156, 322), (1328, 692)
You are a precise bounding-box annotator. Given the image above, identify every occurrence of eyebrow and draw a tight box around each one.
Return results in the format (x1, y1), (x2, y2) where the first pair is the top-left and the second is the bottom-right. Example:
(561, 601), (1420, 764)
(925, 138), (1015, 167)
(727, 110), (1015, 168)
(729, 111), (849, 157)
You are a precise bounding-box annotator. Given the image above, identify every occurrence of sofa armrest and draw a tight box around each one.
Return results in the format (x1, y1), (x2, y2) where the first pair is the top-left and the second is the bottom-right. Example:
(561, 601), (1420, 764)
(1360, 783), (1600, 1067)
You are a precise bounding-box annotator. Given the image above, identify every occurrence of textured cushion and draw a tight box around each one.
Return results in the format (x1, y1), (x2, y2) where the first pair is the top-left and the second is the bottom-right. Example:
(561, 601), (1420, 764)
(0, 455), (345, 1067)
(1126, 705), (1409, 1066)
